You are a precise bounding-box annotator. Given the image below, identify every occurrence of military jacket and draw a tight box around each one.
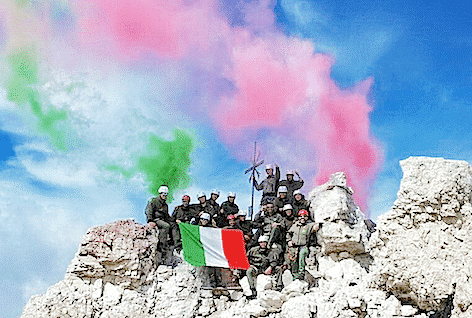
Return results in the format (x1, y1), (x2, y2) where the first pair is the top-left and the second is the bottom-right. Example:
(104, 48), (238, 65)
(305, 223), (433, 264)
(247, 246), (270, 269)
(220, 201), (239, 216)
(253, 166), (280, 196)
(273, 197), (291, 213)
(208, 199), (220, 213)
(173, 205), (197, 223)
(287, 221), (317, 246)
(145, 197), (170, 223)
(192, 202), (216, 216)
(292, 199), (310, 216)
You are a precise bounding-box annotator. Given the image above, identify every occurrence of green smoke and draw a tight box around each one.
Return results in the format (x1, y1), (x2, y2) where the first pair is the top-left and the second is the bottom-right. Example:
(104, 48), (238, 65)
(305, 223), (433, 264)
(137, 129), (193, 202)
(6, 47), (69, 151)
(105, 129), (194, 202)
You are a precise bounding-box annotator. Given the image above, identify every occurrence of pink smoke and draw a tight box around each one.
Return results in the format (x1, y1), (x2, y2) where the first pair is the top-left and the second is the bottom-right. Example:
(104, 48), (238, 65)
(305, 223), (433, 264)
(72, 0), (230, 60)
(69, 0), (383, 213)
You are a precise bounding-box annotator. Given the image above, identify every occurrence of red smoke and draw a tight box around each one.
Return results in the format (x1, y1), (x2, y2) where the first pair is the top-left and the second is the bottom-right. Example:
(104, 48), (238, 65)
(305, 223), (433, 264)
(72, 0), (383, 213)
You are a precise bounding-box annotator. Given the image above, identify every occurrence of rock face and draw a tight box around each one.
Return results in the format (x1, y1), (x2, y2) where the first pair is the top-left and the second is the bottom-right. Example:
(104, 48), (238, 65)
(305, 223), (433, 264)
(21, 157), (472, 318)
(308, 171), (370, 255)
(370, 157), (472, 316)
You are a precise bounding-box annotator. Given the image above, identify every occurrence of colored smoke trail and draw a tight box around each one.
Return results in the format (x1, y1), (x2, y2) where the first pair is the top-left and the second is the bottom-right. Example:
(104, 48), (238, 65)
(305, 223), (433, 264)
(107, 129), (194, 202)
(6, 47), (70, 151)
(1, 0), (384, 212)
(137, 129), (193, 202)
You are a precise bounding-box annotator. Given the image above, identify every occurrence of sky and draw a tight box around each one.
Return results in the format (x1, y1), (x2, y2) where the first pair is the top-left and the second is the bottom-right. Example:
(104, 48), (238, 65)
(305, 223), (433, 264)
(0, 0), (471, 316)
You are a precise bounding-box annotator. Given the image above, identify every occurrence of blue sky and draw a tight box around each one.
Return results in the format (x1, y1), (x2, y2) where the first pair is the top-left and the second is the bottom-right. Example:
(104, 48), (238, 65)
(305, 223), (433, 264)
(1, 0), (471, 316)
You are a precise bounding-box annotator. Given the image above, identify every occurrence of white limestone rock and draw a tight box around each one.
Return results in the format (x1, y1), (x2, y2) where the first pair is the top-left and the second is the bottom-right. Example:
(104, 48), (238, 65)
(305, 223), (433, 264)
(308, 172), (370, 255)
(370, 157), (472, 313)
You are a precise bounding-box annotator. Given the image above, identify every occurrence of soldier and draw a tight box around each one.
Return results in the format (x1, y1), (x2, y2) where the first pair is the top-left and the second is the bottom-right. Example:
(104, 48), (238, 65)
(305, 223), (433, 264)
(253, 164), (280, 204)
(279, 170), (304, 201)
(172, 194), (197, 252)
(193, 192), (216, 218)
(208, 189), (221, 212)
(285, 210), (319, 281)
(218, 192), (239, 227)
(246, 235), (284, 299)
(198, 213), (222, 288)
(223, 214), (241, 232)
(280, 204), (296, 233)
(146, 185), (173, 249)
(292, 190), (310, 217)
(273, 186), (291, 214)
(253, 202), (284, 271)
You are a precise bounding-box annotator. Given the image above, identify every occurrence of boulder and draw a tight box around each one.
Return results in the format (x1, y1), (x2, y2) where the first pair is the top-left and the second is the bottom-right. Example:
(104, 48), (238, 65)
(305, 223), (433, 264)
(308, 172), (370, 255)
(370, 157), (472, 313)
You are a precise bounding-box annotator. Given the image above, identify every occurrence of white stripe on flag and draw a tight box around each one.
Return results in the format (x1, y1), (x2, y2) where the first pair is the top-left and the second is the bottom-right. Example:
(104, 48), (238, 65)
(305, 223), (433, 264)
(200, 227), (229, 268)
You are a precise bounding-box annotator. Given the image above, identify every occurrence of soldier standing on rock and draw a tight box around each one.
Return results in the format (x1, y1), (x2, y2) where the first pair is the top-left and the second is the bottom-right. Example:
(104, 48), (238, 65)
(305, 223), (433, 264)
(217, 192), (239, 227)
(172, 194), (197, 252)
(145, 185), (175, 262)
(274, 186), (291, 213)
(253, 164), (280, 204)
(285, 209), (319, 281)
(279, 170), (304, 202)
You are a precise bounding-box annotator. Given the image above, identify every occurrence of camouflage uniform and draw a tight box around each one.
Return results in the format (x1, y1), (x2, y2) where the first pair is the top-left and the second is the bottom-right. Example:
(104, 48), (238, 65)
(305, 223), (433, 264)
(246, 245), (283, 292)
(254, 166), (280, 204)
(172, 204), (197, 249)
(286, 221), (318, 280)
(146, 197), (172, 245)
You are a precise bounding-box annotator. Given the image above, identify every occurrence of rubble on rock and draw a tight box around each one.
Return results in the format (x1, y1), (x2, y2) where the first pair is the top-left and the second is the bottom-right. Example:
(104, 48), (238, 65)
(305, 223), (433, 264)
(20, 157), (472, 318)
(370, 157), (472, 317)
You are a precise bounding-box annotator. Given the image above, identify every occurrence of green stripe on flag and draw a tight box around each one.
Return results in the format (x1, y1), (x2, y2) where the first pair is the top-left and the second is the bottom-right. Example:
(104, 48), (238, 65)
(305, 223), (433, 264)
(179, 223), (206, 266)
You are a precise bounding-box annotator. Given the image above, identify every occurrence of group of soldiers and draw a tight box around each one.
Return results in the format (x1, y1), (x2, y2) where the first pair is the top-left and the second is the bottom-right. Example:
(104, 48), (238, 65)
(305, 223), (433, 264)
(145, 164), (320, 299)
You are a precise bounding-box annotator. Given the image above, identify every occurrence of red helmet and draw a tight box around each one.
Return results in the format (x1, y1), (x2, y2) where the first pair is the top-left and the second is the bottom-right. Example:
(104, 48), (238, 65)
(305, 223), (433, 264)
(182, 195), (190, 202)
(227, 214), (236, 220)
(298, 209), (309, 217)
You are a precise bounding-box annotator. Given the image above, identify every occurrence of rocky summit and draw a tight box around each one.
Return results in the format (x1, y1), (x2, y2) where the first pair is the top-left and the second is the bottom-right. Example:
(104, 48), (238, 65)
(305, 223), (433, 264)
(21, 157), (472, 318)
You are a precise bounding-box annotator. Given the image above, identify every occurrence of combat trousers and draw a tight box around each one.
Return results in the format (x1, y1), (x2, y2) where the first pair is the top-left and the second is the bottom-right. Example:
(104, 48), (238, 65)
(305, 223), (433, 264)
(154, 219), (172, 245)
(246, 265), (283, 291)
(287, 246), (309, 280)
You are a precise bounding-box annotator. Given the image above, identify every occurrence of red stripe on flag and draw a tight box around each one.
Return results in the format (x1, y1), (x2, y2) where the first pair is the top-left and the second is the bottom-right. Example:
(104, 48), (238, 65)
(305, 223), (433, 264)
(221, 229), (250, 270)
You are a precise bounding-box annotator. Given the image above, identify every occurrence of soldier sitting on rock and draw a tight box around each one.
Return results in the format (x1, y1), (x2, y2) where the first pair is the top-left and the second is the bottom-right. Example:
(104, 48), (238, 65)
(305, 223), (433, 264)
(285, 209), (319, 281)
(246, 235), (284, 299)
(145, 185), (175, 264)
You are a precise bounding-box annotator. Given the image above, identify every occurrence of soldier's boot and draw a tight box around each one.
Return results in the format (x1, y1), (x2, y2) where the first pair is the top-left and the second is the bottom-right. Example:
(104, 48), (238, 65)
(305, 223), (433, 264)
(247, 288), (257, 300)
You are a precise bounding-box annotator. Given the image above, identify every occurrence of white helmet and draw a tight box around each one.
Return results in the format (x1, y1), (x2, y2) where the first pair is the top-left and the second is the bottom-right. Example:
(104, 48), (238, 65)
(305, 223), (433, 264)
(228, 192), (236, 198)
(158, 186), (169, 194)
(258, 235), (269, 243)
(286, 169), (295, 175)
(283, 204), (293, 211)
(197, 191), (206, 199)
(265, 164), (273, 170)
(293, 190), (302, 196)
(211, 189), (220, 196)
(237, 210), (246, 217)
(200, 213), (211, 221)
(278, 186), (288, 193)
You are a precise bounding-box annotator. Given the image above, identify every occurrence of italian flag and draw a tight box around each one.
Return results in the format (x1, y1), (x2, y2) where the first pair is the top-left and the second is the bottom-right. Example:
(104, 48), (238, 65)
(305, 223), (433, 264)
(179, 223), (250, 270)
